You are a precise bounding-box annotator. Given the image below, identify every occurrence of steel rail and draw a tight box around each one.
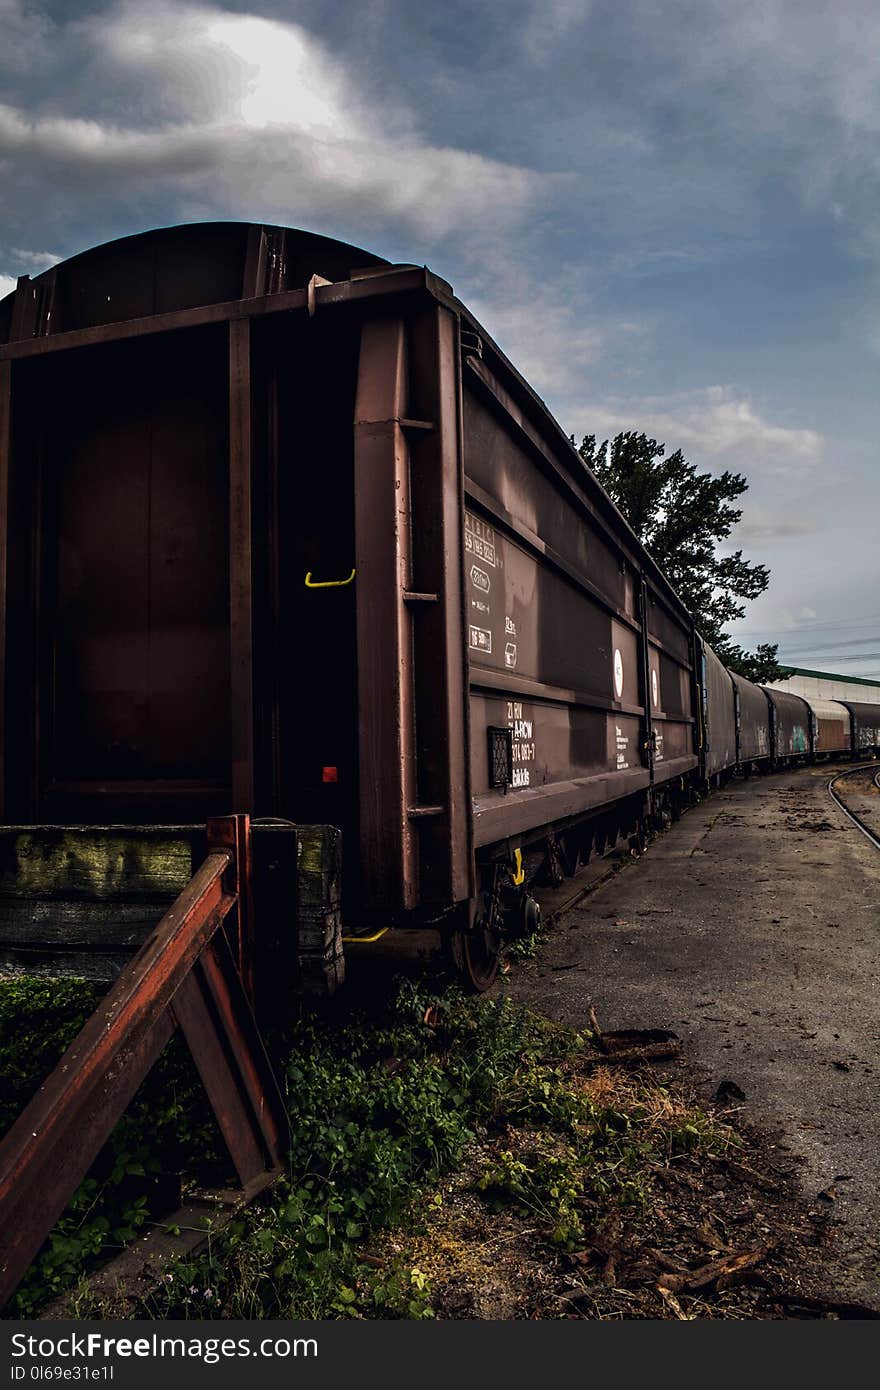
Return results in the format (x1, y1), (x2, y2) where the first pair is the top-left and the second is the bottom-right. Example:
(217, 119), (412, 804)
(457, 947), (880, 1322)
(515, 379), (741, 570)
(827, 762), (880, 852)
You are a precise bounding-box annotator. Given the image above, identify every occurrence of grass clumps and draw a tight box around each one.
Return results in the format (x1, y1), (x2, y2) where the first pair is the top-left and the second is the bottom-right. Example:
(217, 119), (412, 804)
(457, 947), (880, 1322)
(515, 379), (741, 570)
(3, 973), (740, 1320)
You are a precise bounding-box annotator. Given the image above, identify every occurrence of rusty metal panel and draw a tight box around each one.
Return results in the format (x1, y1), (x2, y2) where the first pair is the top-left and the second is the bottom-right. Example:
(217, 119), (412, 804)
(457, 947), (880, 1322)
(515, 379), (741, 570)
(354, 317), (417, 914)
(730, 671), (771, 764)
(9, 331), (231, 822)
(462, 360), (696, 851)
(464, 507), (646, 829)
(699, 636), (737, 776)
(463, 374), (629, 611)
(644, 586), (696, 783)
(805, 698), (851, 754)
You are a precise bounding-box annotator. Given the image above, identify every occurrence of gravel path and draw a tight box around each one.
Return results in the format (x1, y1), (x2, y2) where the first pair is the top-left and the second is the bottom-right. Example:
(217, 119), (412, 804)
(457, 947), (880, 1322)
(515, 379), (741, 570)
(509, 764), (880, 1309)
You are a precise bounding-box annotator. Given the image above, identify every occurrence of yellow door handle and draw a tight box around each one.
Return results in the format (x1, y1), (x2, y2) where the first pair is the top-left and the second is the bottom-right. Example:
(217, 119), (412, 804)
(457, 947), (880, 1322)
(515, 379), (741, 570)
(512, 848), (525, 886)
(304, 569), (356, 589)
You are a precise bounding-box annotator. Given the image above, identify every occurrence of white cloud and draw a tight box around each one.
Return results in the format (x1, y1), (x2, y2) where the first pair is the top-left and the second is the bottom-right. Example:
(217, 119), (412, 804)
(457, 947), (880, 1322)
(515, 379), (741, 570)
(0, 273), (16, 299)
(0, 3), (544, 241)
(468, 280), (606, 399)
(566, 386), (823, 476)
(9, 248), (60, 270)
(732, 509), (819, 543)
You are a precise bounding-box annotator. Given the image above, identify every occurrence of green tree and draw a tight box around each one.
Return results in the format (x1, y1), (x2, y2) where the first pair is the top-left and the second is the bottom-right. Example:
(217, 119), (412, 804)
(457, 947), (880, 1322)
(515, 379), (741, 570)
(575, 431), (783, 683)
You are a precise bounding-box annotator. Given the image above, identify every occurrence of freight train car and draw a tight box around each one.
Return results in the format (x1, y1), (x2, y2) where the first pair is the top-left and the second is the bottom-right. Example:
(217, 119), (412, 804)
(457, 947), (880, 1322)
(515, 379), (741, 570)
(730, 671), (771, 771)
(696, 636), (737, 782)
(763, 688), (812, 765)
(0, 221), (700, 989)
(804, 698), (851, 757)
(842, 702), (880, 756)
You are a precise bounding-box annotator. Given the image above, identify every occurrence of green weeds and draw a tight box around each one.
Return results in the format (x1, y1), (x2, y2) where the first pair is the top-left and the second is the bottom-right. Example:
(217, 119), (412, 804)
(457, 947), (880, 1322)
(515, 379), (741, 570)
(1, 974), (736, 1319)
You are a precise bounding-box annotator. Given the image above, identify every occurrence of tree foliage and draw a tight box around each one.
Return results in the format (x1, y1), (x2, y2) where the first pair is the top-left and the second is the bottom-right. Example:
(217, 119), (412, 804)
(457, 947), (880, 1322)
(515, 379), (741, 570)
(575, 431), (783, 683)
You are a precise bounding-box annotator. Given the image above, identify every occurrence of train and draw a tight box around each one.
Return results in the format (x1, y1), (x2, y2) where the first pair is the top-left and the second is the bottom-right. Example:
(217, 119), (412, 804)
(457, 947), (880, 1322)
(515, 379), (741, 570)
(1, 221), (878, 994)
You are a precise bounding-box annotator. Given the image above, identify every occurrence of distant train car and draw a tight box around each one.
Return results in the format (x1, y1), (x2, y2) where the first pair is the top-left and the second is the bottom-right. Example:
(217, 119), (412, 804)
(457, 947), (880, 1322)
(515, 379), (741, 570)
(842, 702), (880, 756)
(729, 671), (771, 770)
(762, 688), (812, 763)
(805, 698), (851, 757)
(697, 636), (737, 781)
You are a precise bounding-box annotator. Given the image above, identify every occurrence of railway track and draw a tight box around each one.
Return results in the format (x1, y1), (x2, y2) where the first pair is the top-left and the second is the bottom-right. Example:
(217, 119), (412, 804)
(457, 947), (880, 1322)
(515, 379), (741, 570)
(828, 762), (880, 851)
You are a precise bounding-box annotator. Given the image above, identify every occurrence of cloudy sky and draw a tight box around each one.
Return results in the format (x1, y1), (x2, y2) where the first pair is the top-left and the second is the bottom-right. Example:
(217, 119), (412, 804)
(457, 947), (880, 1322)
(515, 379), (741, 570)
(2, 0), (878, 675)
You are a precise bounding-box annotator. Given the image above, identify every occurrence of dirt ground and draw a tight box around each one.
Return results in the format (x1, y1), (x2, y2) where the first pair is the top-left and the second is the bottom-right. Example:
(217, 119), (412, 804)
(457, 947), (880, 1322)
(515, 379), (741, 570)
(509, 764), (880, 1311)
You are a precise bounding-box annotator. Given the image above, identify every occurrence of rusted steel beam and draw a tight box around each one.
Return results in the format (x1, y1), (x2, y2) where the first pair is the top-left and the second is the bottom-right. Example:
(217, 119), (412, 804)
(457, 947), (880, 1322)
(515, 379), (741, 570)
(172, 964), (268, 1186)
(354, 317), (418, 914)
(172, 936), (286, 1186)
(208, 814), (254, 1003)
(229, 319), (256, 815)
(0, 268), (430, 363)
(406, 305), (473, 905)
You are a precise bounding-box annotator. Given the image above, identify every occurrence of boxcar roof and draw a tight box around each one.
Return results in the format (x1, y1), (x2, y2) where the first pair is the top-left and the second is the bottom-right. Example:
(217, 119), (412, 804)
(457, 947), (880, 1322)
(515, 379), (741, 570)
(804, 698), (851, 720)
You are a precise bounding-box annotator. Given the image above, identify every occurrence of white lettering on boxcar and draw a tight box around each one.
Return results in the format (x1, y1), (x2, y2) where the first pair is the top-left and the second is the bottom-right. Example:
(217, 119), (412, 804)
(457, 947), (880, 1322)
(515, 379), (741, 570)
(464, 512), (497, 567)
(469, 625), (492, 653)
(506, 700), (536, 788)
(615, 723), (630, 771)
(470, 565), (491, 593)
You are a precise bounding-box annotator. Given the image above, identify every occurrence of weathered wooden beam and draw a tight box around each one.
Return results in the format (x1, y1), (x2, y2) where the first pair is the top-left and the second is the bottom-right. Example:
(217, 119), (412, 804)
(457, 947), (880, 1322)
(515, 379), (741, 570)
(0, 826), (201, 901)
(0, 821), (343, 994)
(0, 948), (144, 984)
(0, 899), (176, 944)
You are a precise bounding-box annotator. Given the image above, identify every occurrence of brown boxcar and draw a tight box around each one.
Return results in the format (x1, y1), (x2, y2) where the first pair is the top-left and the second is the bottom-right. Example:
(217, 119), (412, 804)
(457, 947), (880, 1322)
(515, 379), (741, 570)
(763, 687), (812, 761)
(0, 222), (699, 984)
(842, 702), (880, 755)
(729, 671), (771, 767)
(804, 698), (851, 756)
(697, 636), (737, 778)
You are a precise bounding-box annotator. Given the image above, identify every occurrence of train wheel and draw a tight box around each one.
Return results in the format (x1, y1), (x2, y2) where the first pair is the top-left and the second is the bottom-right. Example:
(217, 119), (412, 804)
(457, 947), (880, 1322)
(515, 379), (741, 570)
(448, 920), (502, 991)
(448, 881), (503, 992)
